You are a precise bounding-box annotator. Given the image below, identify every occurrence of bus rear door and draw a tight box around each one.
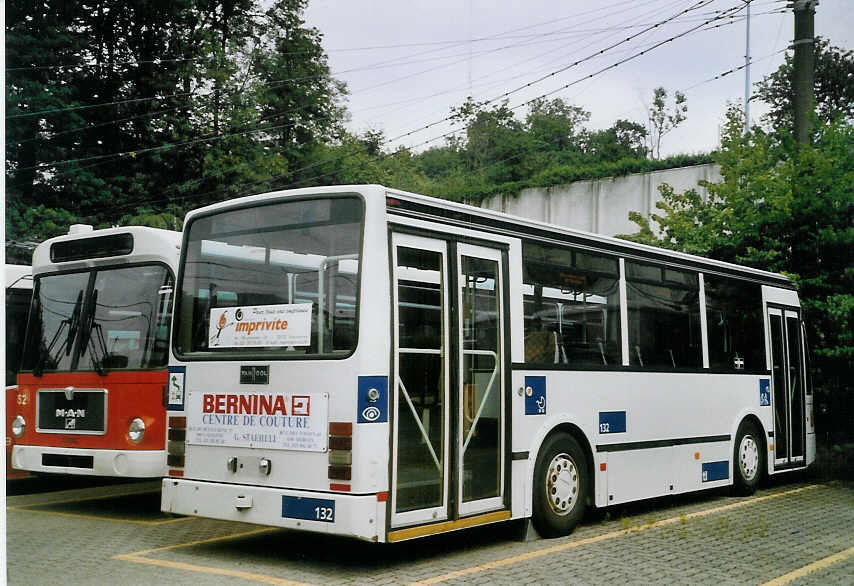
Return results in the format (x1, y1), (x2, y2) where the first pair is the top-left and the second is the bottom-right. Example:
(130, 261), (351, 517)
(768, 307), (808, 469)
(390, 233), (510, 537)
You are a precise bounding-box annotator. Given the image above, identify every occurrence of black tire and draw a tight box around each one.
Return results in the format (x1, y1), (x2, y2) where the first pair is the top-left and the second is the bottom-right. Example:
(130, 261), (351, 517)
(732, 420), (764, 496)
(532, 432), (588, 538)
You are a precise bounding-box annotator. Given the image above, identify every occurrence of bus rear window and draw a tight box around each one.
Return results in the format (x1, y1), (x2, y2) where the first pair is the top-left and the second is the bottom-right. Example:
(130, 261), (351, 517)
(175, 196), (363, 359)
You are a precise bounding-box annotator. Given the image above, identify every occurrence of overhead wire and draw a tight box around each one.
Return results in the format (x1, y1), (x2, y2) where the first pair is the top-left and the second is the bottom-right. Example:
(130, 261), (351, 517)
(5, 0), (678, 187)
(457, 47), (795, 185)
(271, 1), (756, 190)
(11, 0), (711, 173)
(100, 0), (713, 212)
(6, 0), (646, 118)
(107, 0), (754, 209)
(15, 0), (771, 221)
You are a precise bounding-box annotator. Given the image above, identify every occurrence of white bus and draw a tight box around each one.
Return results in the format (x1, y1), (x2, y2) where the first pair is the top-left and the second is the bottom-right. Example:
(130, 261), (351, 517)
(161, 185), (813, 542)
(8, 226), (181, 477)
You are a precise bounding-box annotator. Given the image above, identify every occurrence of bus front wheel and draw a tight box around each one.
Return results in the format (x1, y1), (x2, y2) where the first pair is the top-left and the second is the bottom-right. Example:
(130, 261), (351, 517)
(532, 432), (587, 537)
(732, 420), (764, 495)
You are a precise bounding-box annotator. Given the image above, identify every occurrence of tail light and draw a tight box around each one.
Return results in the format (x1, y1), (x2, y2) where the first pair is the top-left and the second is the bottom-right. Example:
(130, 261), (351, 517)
(167, 416), (186, 476)
(328, 422), (352, 490)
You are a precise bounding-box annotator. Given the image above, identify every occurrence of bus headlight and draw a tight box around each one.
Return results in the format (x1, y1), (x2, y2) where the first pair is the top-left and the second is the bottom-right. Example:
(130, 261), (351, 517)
(128, 418), (145, 443)
(11, 415), (26, 438)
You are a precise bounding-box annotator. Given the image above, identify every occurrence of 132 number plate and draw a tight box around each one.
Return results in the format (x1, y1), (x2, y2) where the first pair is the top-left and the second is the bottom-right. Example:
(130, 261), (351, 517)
(281, 496), (335, 523)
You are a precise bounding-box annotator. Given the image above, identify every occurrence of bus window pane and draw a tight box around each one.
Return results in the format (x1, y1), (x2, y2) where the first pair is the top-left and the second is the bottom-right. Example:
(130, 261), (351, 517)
(176, 196), (363, 358)
(704, 276), (765, 371)
(6, 288), (32, 385)
(770, 314), (788, 460)
(395, 247), (444, 513)
(522, 242), (621, 366)
(77, 265), (173, 371)
(460, 255), (501, 503)
(787, 316), (804, 459)
(21, 272), (90, 373)
(626, 261), (701, 369)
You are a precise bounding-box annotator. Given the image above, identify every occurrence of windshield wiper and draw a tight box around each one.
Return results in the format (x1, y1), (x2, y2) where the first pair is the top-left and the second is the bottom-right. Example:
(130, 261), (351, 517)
(80, 289), (108, 376)
(34, 291), (83, 377)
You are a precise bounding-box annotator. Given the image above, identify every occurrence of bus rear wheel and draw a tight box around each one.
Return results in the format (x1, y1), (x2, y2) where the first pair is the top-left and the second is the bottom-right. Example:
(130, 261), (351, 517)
(532, 432), (587, 537)
(732, 421), (764, 496)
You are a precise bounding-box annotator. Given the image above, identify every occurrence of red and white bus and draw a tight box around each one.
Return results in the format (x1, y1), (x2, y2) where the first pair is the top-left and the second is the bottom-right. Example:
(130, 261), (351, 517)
(8, 225), (180, 477)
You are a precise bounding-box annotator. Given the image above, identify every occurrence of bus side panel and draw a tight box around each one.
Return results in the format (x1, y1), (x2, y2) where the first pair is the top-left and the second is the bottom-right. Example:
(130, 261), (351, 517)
(514, 370), (770, 509)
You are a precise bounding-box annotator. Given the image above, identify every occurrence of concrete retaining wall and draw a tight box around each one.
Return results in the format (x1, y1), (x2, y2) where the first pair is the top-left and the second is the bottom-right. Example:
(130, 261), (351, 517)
(480, 163), (721, 237)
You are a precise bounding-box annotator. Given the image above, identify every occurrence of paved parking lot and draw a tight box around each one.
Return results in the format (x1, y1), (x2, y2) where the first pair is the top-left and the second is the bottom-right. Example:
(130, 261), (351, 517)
(6, 477), (854, 585)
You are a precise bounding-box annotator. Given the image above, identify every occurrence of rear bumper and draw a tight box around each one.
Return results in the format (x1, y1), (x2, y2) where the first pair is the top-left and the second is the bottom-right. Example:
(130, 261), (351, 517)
(161, 478), (385, 542)
(11, 445), (165, 477)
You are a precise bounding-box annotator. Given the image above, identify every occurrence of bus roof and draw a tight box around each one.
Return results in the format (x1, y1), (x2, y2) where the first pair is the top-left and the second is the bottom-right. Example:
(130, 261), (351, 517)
(182, 184), (792, 288)
(5, 265), (33, 290)
(31, 226), (182, 276)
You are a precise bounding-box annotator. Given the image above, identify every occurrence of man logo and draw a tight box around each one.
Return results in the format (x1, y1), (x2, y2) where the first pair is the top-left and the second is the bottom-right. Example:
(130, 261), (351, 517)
(361, 406), (381, 422)
(65, 418), (76, 430)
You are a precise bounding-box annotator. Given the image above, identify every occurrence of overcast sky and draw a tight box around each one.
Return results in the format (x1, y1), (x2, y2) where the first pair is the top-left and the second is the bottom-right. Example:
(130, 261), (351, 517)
(304, 0), (853, 157)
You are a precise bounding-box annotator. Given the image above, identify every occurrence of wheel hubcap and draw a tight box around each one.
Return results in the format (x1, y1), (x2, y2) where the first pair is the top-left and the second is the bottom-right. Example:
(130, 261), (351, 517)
(739, 435), (759, 481)
(546, 452), (578, 516)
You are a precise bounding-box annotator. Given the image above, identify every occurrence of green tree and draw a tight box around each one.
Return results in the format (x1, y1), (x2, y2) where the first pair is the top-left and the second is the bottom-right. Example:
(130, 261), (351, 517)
(646, 87), (687, 159)
(622, 107), (854, 435)
(755, 38), (854, 131)
(586, 119), (648, 161)
(5, 0), (350, 251)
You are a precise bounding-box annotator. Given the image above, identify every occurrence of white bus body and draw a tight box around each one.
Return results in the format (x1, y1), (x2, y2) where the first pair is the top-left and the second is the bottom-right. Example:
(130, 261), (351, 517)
(162, 185), (813, 542)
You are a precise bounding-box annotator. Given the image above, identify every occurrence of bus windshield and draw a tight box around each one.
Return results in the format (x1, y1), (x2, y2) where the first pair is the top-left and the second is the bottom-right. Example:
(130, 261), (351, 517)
(174, 196), (363, 358)
(22, 265), (173, 374)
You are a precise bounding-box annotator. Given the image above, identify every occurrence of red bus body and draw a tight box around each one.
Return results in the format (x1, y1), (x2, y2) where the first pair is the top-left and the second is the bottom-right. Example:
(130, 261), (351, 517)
(8, 226), (180, 478)
(10, 371), (167, 476)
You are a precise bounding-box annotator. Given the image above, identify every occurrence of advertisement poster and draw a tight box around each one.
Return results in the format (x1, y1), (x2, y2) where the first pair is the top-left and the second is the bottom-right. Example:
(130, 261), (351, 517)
(208, 303), (312, 348)
(186, 390), (328, 452)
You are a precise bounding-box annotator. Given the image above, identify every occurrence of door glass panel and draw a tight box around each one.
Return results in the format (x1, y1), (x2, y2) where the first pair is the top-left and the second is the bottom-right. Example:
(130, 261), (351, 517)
(770, 313), (788, 460)
(395, 246), (445, 513)
(460, 255), (502, 503)
(787, 315), (804, 459)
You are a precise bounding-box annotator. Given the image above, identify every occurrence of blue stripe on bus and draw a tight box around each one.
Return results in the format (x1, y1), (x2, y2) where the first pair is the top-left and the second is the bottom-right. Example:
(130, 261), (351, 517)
(599, 411), (626, 434)
(702, 461), (728, 482)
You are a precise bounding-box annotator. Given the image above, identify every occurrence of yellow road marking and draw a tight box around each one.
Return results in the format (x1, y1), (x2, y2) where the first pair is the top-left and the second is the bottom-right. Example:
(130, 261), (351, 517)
(7, 505), (193, 526)
(411, 485), (821, 585)
(113, 527), (301, 585)
(760, 544), (854, 586)
(122, 526), (278, 556)
(115, 554), (310, 585)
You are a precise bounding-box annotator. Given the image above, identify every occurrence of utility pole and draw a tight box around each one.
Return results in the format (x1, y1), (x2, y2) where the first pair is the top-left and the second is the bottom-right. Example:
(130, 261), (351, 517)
(744, 0), (751, 133)
(791, 0), (818, 145)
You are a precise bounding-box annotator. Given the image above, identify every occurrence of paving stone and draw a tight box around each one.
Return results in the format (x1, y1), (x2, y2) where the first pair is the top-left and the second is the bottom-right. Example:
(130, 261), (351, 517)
(6, 479), (854, 585)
